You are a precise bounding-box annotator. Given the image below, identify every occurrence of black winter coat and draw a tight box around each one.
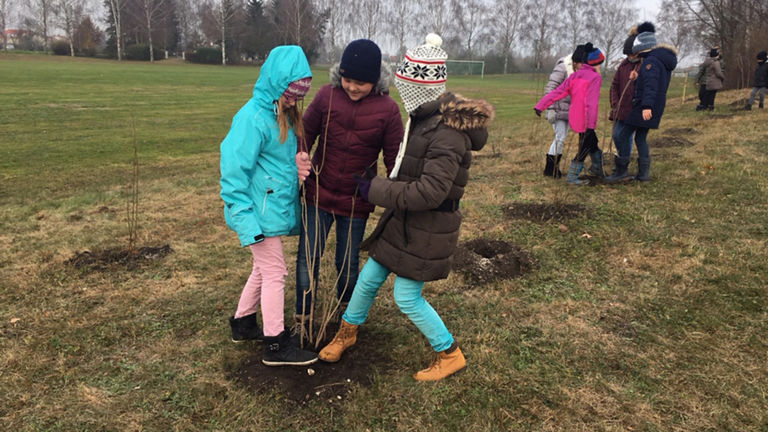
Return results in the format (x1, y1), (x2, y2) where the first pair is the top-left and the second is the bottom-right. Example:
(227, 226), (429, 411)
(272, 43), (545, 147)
(753, 61), (768, 88)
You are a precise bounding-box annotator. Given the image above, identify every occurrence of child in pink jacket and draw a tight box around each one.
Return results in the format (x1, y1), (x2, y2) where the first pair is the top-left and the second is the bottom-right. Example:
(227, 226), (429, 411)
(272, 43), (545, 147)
(535, 43), (605, 185)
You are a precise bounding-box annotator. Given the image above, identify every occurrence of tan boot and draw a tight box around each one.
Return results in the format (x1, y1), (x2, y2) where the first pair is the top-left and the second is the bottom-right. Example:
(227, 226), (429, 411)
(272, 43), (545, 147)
(318, 319), (358, 362)
(413, 343), (466, 381)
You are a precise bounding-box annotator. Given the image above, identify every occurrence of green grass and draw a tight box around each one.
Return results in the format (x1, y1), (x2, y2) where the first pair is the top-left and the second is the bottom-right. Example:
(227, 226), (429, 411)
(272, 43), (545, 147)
(1, 53), (767, 431)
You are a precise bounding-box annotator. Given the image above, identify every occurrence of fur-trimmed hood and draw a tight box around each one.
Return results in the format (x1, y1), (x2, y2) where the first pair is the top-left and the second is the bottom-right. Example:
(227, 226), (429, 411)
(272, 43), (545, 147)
(441, 94), (496, 131)
(329, 62), (394, 95)
(646, 43), (678, 71)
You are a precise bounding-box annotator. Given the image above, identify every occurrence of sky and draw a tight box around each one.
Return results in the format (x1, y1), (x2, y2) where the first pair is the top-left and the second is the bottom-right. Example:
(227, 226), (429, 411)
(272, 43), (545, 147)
(637, 0), (663, 21)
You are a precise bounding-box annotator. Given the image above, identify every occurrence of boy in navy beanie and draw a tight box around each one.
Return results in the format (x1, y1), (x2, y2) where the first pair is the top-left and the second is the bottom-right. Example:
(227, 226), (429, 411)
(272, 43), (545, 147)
(339, 39), (382, 88)
(293, 39), (404, 341)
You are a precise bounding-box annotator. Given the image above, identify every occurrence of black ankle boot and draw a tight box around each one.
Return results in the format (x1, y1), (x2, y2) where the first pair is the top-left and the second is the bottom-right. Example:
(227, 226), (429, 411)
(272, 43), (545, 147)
(262, 330), (318, 366)
(229, 313), (263, 343)
(543, 154), (555, 177)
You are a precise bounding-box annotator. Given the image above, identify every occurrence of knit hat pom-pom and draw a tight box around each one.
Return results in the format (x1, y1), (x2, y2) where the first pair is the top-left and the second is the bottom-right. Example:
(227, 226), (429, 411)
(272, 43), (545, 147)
(637, 21), (655, 34)
(425, 33), (443, 48)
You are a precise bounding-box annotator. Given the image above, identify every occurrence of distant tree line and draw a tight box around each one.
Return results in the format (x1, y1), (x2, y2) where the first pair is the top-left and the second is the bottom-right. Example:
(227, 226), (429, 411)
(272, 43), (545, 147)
(3, 0), (768, 85)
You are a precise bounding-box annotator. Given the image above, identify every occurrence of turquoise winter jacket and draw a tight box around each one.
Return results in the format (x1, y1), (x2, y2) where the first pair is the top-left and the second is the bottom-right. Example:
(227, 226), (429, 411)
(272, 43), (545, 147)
(220, 46), (312, 247)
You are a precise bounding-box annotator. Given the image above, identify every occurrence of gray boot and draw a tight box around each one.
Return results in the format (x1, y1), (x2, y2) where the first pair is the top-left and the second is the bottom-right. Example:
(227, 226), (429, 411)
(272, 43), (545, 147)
(588, 150), (604, 177)
(605, 156), (632, 183)
(634, 157), (651, 182)
(566, 161), (589, 185)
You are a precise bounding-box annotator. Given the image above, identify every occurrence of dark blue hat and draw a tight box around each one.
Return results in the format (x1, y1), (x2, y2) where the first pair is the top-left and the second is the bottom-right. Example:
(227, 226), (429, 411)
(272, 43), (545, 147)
(339, 39), (381, 84)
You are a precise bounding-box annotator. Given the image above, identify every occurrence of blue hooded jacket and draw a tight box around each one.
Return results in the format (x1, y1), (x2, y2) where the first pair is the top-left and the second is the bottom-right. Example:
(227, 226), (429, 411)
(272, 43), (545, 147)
(625, 45), (678, 129)
(220, 46), (312, 246)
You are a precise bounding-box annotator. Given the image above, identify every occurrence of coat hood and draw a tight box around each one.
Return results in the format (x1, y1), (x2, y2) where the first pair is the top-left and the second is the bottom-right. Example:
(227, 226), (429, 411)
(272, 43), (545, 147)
(649, 44), (678, 71)
(329, 62), (393, 95)
(252, 45), (312, 107)
(412, 93), (495, 146)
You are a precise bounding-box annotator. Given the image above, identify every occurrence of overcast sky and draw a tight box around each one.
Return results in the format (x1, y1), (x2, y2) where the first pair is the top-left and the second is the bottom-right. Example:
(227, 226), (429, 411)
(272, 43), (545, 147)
(638, 0), (662, 21)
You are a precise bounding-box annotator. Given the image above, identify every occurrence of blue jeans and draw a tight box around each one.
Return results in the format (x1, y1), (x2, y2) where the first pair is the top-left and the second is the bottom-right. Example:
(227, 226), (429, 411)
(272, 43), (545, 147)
(295, 205), (367, 315)
(613, 121), (650, 159)
(342, 258), (455, 352)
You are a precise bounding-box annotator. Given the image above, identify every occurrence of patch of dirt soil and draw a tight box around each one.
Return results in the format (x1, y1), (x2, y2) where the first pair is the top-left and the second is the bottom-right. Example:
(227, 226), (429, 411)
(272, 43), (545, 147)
(706, 113), (734, 119)
(651, 135), (695, 148)
(503, 202), (588, 222)
(663, 127), (697, 135)
(729, 97), (750, 107)
(229, 331), (389, 404)
(452, 238), (535, 284)
(66, 245), (173, 272)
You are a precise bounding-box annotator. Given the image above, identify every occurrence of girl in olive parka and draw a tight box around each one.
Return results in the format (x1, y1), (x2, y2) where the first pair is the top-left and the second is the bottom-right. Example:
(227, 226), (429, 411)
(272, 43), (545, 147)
(318, 34), (495, 382)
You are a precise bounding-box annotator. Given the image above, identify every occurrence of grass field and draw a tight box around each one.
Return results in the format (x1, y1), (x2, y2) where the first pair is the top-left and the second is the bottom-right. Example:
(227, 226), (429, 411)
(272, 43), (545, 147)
(1, 53), (767, 431)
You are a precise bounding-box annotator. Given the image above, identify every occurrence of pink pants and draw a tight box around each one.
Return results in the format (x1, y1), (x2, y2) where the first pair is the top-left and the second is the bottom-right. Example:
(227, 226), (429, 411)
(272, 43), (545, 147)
(234, 236), (286, 337)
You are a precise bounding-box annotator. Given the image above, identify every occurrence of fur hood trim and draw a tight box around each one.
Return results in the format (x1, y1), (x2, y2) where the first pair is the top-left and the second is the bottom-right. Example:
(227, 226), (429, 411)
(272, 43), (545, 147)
(654, 43), (679, 56)
(329, 63), (393, 95)
(441, 94), (495, 130)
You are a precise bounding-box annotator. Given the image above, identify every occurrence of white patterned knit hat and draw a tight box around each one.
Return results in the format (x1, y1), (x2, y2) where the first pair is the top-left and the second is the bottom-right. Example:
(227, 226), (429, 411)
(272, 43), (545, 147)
(395, 33), (448, 113)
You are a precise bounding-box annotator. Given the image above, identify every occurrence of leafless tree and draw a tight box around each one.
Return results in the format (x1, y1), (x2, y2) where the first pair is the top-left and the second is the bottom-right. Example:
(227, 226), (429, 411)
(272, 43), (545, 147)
(348, 0), (380, 40)
(386, 0), (412, 60)
(106, 0), (124, 59)
(138, 0), (165, 62)
(270, 0), (309, 45)
(419, 0), (450, 36)
(452, 0), (488, 60)
(56, 0), (86, 56)
(176, 0), (199, 59)
(677, 0), (766, 87)
(1, 0), (8, 52)
(524, 0), (560, 70)
(586, 0), (634, 72)
(317, 0), (344, 62)
(201, 0), (240, 65)
(656, 0), (700, 64)
(561, 0), (589, 49)
(491, 0), (525, 73)
(28, 0), (54, 52)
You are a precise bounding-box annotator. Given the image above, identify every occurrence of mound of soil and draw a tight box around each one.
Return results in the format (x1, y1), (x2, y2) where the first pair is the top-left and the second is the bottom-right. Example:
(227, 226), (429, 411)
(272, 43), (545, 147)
(67, 245), (173, 272)
(452, 238), (535, 284)
(503, 202), (588, 222)
(229, 330), (389, 404)
(651, 135), (695, 148)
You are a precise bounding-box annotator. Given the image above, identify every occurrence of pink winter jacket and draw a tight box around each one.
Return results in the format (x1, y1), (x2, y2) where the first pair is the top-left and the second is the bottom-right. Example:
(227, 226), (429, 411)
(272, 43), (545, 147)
(535, 64), (602, 133)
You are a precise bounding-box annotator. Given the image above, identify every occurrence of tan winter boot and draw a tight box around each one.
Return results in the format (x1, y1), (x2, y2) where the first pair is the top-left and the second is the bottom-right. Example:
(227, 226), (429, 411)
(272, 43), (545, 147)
(413, 343), (466, 382)
(318, 319), (358, 362)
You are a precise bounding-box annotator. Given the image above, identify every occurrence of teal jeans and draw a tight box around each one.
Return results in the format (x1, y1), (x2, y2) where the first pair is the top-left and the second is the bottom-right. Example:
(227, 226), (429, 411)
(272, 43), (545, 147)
(342, 258), (455, 352)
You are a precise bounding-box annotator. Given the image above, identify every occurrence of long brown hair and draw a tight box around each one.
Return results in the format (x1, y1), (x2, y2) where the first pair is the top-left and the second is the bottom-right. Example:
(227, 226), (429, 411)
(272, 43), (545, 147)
(277, 98), (305, 143)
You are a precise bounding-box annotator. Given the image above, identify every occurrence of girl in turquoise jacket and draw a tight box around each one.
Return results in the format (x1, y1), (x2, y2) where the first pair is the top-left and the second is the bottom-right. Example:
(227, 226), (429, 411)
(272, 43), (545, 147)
(219, 45), (317, 366)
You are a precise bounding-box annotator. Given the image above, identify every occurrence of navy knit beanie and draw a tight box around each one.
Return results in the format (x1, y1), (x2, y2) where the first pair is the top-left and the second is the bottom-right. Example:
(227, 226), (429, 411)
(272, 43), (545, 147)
(571, 44), (586, 64)
(339, 39), (381, 84)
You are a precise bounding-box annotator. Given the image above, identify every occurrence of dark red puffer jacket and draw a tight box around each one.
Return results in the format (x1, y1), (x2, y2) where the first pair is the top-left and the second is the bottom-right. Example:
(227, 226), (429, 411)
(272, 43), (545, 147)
(300, 65), (404, 218)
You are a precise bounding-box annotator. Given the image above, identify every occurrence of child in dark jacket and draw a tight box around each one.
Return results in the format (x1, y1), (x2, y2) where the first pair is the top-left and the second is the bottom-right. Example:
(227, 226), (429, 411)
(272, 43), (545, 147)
(606, 28), (640, 181)
(606, 22), (678, 183)
(535, 43), (605, 185)
(744, 50), (768, 110)
(293, 40), (404, 343)
(317, 34), (495, 382)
